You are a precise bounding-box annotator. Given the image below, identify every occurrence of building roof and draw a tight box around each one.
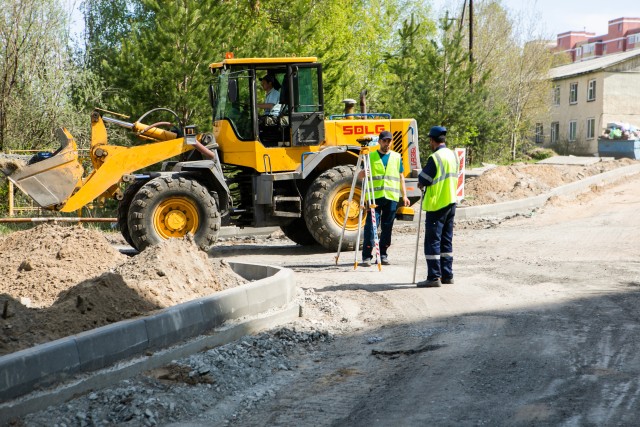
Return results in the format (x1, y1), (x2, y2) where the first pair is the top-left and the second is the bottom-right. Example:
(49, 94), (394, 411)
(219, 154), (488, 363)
(550, 49), (640, 79)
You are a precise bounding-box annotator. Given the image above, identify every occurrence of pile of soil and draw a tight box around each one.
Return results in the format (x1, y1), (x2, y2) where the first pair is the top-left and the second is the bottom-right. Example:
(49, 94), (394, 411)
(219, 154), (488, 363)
(0, 224), (127, 308)
(462, 158), (635, 206)
(0, 224), (246, 355)
(0, 154), (29, 176)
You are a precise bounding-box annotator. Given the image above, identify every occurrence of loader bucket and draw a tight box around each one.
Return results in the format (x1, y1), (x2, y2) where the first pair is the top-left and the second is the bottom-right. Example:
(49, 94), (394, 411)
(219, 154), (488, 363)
(8, 128), (84, 209)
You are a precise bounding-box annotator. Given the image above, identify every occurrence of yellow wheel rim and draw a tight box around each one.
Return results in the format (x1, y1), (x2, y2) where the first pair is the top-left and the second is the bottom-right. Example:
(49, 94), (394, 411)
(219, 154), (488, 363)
(330, 187), (365, 231)
(153, 197), (200, 239)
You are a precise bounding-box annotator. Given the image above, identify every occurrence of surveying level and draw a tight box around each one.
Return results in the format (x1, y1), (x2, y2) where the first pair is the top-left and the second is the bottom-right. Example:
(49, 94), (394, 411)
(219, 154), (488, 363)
(396, 206), (415, 221)
(335, 136), (382, 271)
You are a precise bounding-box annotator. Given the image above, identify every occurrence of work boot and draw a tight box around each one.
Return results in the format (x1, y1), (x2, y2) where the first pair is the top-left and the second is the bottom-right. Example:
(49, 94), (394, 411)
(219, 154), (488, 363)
(441, 277), (454, 284)
(381, 255), (390, 265)
(361, 258), (372, 267)
(417, 278), (441, 288)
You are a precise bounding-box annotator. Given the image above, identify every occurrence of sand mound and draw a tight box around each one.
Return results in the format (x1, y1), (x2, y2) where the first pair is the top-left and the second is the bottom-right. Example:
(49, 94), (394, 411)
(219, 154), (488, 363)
(0, 154), (29, 176)
(0, 224), (127, 307)
(463, 159), (636, 206)
(0, 226), (246, 355)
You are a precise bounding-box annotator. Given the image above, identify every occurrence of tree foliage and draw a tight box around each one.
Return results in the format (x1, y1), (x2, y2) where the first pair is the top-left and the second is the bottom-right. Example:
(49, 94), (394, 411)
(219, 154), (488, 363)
(0, 0), (558, 164)
(0, 0), (80, 151)
(470, 0), (554, 161)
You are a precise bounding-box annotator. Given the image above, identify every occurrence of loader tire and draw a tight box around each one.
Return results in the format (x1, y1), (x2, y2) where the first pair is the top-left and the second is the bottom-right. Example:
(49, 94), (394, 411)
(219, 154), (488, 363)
(304, 165), (364, 251)
(127, 176), (220, 252)
(117, 180), (146, 248)
(280, 218), (318, 246)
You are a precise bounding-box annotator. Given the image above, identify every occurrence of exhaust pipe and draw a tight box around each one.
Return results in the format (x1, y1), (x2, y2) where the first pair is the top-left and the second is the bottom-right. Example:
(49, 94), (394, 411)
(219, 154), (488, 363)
(360, 90), (367, 115)
(342, 99), (356, 119)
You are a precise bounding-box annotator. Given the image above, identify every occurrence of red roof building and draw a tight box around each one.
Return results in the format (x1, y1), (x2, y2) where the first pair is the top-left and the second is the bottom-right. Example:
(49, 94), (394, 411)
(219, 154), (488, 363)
(555, 17), (640, 62)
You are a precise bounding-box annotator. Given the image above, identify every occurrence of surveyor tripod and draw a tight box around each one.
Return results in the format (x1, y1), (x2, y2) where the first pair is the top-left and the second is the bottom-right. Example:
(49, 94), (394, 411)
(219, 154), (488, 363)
(334, 140), (382, 270)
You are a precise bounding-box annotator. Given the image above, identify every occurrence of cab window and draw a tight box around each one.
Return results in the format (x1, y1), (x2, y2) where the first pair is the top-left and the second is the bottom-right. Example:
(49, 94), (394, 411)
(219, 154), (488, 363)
(294, 67), (321, 113)
(214, 69), (253, 140)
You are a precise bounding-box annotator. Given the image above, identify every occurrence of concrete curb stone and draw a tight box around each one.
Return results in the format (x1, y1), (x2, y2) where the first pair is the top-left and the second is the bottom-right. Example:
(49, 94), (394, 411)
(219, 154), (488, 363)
(456, 163), (640, 220)
(0, 261), (297, 411)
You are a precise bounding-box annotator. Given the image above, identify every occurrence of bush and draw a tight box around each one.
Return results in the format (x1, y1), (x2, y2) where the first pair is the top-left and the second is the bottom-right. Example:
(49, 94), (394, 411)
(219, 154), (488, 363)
(528, 147), (557, 161)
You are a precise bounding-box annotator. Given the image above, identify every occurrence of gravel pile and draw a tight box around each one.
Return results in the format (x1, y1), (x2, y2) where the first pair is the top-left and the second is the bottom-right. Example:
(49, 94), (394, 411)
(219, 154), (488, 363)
(21, 326), (332, 426)
(17, 289), (335, 426)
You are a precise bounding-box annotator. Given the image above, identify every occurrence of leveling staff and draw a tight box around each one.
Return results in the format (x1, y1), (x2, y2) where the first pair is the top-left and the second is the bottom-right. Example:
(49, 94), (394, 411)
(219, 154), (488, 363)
(360, 130), (410, 267)
(417, 126), (458, 288)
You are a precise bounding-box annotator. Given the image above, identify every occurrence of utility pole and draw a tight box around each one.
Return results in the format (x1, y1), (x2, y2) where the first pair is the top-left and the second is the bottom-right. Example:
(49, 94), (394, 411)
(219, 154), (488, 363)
(459, 0), (474, 88)
(469, 0), (473, 87)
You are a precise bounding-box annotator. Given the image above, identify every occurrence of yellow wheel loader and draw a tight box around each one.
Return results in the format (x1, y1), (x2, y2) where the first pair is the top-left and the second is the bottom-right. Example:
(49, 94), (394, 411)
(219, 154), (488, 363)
(6, 56), (422, 252)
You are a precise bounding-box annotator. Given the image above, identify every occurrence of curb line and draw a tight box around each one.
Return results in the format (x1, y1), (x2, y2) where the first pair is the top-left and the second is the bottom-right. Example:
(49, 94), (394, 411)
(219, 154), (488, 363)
(0, 262), (298, 418)
(456, 163), (640, 220)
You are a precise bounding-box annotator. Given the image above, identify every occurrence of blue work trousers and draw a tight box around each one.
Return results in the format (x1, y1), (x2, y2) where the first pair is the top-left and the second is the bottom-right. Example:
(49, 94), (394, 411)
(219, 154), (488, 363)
(362, 198), (398, 260)
(424, 203), (456, 281)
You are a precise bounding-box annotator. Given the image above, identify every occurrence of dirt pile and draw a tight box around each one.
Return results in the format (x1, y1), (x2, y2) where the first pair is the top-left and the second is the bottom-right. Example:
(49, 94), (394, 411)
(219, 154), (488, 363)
(0, 224), (127, 308)
(0, 153), (29, 176)
(0, 225), (246, 355)
(462, 159), (635, 206)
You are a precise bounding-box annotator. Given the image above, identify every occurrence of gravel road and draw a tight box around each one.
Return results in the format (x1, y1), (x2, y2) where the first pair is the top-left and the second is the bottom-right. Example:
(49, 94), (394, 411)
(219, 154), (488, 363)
(18, 173), (640, 426)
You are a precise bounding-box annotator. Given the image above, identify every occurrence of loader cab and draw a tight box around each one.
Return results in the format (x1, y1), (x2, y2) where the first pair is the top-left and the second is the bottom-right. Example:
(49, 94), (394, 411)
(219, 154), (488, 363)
(209, 57), (325, 157)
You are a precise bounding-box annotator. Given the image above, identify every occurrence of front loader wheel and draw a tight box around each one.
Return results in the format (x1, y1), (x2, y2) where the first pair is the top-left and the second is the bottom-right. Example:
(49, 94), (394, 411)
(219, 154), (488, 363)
(117, 180), (147, 248)
(304, 165), (364, 251)
(127, 176), (221, 252)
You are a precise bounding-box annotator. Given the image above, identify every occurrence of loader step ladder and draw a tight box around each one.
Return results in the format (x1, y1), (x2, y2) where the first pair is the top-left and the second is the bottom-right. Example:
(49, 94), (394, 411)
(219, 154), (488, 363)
(272, 196), (301, 218)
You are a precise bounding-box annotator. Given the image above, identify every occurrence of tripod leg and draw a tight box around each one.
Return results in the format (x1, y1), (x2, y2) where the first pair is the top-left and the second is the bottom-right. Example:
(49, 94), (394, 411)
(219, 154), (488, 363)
(362, 153), (382, 271)
(335, 155), (363, 265)
(412, 190), (425, 283)
(370, 204), (382, 271)
(353, 174), (367, 269)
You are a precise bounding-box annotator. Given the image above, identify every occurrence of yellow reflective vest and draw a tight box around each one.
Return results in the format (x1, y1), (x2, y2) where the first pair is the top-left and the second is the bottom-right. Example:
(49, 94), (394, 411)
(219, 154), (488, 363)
(423, 147), (458, 212)
(369, 150), (402, 201)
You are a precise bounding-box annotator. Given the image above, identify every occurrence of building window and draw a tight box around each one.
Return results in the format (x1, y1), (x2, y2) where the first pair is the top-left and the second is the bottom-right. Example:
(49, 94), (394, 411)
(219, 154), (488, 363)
(535, 123), (544, 143)
(569, 83), (578, 104)
(618, 40), (622, 49)
(551, 122), (560, 143)
(569, 120), (577, 141)
(553, 85), (560, 105)
(587, 79), (596, 101)
(586, 118), (595, 139)
(603, 44), (607, 54)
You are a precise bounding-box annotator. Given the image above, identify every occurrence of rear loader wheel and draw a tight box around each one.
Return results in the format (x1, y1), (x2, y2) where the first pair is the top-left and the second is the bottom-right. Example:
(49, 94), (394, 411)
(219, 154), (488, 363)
(127, 176), (221, 252)
(280, 218), (318, 246)
(117, 180), (146, 248)
(304, 165), (365, 251)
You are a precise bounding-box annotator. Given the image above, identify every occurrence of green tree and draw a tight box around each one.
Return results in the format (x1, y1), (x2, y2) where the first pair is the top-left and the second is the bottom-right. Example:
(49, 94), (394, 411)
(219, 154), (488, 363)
(0, 0), (71, 151)
(384, 13), (501, 163)
(81, 0), (134, 74)
(83, 0), (242, 129)
(470, 0), (554, 161)
(0, 0), (105, 216)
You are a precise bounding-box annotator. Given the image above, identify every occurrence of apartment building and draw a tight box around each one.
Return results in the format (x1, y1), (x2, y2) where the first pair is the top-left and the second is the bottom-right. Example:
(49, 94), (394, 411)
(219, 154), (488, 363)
(555, 17), (640, 62)
(540, 50), (640, 156)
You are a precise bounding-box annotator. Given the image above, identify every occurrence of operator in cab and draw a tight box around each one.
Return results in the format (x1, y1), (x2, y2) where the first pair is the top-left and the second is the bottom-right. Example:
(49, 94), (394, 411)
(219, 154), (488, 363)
(257, 75), (280, 115)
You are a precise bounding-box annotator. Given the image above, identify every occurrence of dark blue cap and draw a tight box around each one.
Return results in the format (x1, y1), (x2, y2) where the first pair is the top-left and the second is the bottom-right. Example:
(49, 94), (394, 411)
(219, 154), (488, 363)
(379, 130), (393, 140)
(428, 126), (447, 138)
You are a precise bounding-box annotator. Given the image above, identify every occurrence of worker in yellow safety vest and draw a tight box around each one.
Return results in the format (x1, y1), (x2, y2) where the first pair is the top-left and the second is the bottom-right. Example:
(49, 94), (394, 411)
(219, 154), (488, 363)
(416, 126), (458, 288)
(359, 130), (410, 266)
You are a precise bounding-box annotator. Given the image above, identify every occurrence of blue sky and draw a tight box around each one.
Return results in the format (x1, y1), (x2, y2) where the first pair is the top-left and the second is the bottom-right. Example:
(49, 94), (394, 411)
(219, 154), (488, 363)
(65, 0), (639, 42)
(432, 0), (639, 39)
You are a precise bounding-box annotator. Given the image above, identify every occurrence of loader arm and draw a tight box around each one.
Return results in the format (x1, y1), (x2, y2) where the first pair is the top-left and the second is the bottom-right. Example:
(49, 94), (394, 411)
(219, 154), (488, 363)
(59, 113), (195, 212)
